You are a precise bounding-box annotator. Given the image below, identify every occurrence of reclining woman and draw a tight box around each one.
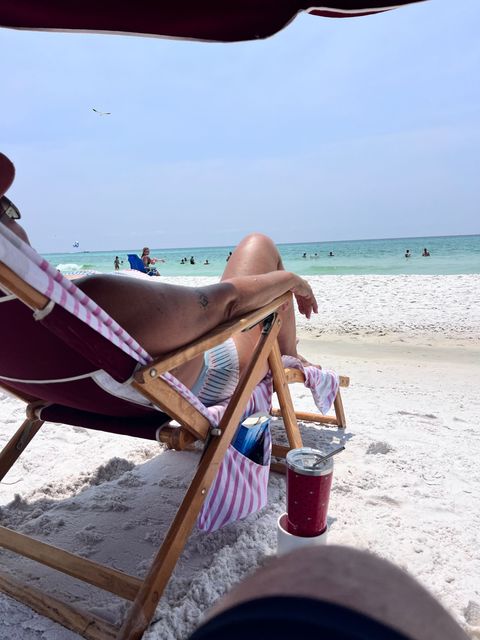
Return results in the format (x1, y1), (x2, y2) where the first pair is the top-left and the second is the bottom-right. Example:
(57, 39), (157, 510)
(0, 152), (317, 407)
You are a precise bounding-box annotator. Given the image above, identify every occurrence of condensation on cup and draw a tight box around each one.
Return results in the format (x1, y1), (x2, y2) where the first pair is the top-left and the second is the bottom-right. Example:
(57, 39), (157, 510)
(286, 447), (334, 537)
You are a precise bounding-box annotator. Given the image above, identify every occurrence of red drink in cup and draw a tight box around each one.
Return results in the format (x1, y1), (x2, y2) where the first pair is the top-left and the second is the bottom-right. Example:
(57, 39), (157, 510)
(286, 447), (334, 537)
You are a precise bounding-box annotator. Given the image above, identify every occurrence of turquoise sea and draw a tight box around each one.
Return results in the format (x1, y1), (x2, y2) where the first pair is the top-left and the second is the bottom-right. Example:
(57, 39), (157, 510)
(45, 234), (480, 278)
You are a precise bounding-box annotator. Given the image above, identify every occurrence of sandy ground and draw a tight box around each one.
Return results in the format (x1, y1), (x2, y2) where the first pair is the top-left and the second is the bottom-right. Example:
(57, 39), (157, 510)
(0, 274), (479, 639)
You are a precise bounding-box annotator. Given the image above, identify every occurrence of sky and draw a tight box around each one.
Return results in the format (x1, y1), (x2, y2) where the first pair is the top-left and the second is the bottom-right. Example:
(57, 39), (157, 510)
(1, 0), (480, 253)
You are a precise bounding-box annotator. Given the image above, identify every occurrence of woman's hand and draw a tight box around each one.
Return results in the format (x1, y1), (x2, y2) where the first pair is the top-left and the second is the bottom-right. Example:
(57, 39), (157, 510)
(290, 276), (318, 319)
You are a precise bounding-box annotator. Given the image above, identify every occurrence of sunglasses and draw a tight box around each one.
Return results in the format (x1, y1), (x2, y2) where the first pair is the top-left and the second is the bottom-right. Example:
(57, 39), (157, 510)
(0, 195), (21, 221)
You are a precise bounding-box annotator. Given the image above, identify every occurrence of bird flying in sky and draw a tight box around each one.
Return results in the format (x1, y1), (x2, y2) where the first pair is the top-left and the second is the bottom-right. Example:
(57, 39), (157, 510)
(92, 108), (111, 115)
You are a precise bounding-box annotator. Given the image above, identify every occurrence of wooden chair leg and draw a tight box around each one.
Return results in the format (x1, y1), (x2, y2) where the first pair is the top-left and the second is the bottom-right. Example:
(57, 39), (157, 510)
(334, 389), (347, 428)
(0, 415), (44, 481)
(269, 341), (303, 450)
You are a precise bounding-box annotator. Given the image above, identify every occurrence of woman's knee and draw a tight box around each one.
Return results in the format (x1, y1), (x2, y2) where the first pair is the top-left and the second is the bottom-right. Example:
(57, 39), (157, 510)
(238, 233), (282, 264)
(240, 232), (276, 250)
(222, 233), (283, 280)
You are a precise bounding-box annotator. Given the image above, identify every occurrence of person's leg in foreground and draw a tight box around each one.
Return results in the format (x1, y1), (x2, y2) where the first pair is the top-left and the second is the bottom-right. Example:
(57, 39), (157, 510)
(189, 545), (468, 640)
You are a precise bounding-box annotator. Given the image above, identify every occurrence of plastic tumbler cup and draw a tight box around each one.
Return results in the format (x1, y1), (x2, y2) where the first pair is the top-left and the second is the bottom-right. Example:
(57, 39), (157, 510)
(286, 447), (334, 537)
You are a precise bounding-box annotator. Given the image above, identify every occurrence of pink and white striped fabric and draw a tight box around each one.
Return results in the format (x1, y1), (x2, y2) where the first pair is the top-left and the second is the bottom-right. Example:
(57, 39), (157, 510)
(282, 356), (339, 414)
(197, 427), (272, 532)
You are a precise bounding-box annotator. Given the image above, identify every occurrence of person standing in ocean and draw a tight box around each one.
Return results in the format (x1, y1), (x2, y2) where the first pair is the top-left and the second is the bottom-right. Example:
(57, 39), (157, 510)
(114, 256), (120, 271)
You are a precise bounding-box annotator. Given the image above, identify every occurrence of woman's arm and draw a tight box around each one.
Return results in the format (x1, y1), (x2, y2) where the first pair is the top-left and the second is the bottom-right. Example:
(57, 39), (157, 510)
(223, 271), (318, 321)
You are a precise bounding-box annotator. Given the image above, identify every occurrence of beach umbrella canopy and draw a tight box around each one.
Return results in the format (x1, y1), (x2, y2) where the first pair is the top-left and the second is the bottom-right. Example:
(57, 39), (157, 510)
(1, 1), (427, 42)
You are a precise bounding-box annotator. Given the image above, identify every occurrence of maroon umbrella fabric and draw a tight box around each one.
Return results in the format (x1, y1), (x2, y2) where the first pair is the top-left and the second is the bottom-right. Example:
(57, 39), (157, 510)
(0, 1), (427, 43)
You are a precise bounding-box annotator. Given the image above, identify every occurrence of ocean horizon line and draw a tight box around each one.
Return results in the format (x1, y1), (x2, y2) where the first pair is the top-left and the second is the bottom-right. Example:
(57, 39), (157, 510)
(43, 232), (480, 257)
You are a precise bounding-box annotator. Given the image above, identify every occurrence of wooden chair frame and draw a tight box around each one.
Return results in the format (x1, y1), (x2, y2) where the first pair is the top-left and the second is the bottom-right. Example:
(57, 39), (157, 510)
(0, 268), (349, 640)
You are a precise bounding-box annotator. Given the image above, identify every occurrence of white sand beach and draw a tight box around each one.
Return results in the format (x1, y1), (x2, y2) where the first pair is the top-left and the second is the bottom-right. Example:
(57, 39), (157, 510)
(1, 274), (479, 639)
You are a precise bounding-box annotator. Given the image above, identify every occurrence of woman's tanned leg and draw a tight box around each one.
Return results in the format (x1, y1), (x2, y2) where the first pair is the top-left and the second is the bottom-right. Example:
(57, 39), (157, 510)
(221, 233), (301, 379)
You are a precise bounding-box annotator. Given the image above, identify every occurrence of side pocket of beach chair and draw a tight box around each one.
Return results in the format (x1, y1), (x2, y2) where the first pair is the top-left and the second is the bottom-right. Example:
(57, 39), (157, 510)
(197, 426), (272, 533)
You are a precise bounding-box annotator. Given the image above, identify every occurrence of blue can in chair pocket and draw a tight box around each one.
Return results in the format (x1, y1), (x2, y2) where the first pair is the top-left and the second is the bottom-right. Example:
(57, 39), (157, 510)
(232, 412), (271, 461)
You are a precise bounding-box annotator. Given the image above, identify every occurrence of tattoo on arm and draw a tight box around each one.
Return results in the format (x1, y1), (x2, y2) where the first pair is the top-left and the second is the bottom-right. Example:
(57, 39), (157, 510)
(196, 289), (209, 310)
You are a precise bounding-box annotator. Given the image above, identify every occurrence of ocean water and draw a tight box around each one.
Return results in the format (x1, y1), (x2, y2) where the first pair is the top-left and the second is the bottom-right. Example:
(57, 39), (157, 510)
(46, 234), (480, 278)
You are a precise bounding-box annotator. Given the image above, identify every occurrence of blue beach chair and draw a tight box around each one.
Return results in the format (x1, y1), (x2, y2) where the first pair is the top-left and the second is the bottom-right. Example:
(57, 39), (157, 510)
(127, 253), (159, 276)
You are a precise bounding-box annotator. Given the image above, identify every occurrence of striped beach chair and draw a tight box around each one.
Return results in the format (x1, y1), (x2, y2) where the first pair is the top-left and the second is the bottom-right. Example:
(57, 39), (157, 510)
(0, 173), (348, 640)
